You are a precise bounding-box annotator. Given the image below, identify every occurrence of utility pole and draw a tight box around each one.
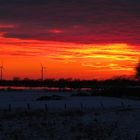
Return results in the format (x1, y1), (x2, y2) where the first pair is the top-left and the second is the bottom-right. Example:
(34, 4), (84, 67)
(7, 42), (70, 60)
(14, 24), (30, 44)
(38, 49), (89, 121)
(0, 62), (3, 81)
(41, 64), (46, 81)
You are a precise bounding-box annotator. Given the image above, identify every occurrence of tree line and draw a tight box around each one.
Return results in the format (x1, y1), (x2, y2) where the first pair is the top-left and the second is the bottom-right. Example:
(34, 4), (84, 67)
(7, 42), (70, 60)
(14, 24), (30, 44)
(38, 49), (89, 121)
(0, 61), (140, 88)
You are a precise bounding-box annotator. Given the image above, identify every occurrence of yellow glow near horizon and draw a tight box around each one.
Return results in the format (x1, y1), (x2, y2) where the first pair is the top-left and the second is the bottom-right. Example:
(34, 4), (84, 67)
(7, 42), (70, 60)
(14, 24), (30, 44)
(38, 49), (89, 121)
(0, 35), (139, 79)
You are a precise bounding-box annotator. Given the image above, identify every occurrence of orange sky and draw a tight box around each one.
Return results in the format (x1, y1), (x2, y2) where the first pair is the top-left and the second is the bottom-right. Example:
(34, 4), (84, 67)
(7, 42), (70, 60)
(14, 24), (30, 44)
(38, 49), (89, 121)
(0, 34), (139, 80)
(0, 0), (139, 80)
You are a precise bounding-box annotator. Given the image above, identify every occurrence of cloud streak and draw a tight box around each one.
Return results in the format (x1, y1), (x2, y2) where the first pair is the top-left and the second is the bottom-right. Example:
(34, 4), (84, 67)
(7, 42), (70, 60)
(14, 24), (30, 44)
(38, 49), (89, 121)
(0, 35), (139, 73)
(0, 0), (139, 45)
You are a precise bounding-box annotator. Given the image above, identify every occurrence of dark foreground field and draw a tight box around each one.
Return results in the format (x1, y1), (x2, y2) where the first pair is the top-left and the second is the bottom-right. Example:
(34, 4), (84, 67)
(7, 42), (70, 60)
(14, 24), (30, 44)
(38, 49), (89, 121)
(0, 91), (139, 140)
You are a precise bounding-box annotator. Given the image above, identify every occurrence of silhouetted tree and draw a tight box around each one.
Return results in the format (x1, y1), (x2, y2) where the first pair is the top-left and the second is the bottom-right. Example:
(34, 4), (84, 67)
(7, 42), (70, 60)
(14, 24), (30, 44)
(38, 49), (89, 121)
(13, 77), (20, 81)
(135, 61), (140, 80)
(57, 79), (67, 90)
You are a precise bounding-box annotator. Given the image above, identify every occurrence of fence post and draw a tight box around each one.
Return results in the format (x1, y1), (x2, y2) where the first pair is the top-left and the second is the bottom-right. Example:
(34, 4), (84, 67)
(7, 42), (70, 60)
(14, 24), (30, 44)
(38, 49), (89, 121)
(100, 102), (104, 109)
(27, 104), (31, 111)
(121, 102), (125, 108)
(45, 104), (48, 112)
(8, 104), (11, 112)
(80, 103), (83, 110)
(64, 104), (67, 110)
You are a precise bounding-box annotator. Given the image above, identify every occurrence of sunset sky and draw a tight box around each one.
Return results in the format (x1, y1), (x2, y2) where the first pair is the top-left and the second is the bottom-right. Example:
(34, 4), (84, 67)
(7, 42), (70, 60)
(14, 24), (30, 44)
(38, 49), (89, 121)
(0, 0), (140, 80)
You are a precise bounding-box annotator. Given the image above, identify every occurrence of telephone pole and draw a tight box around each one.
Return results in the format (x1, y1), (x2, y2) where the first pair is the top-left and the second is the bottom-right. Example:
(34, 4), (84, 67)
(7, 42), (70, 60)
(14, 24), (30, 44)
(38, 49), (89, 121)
(41, 64), (46, 81)
(0, 64), (3, 81)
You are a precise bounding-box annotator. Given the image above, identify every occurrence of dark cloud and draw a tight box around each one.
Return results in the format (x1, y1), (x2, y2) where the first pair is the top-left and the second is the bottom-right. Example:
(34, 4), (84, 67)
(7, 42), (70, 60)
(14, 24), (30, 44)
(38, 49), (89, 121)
(0, 0), (139, 45)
